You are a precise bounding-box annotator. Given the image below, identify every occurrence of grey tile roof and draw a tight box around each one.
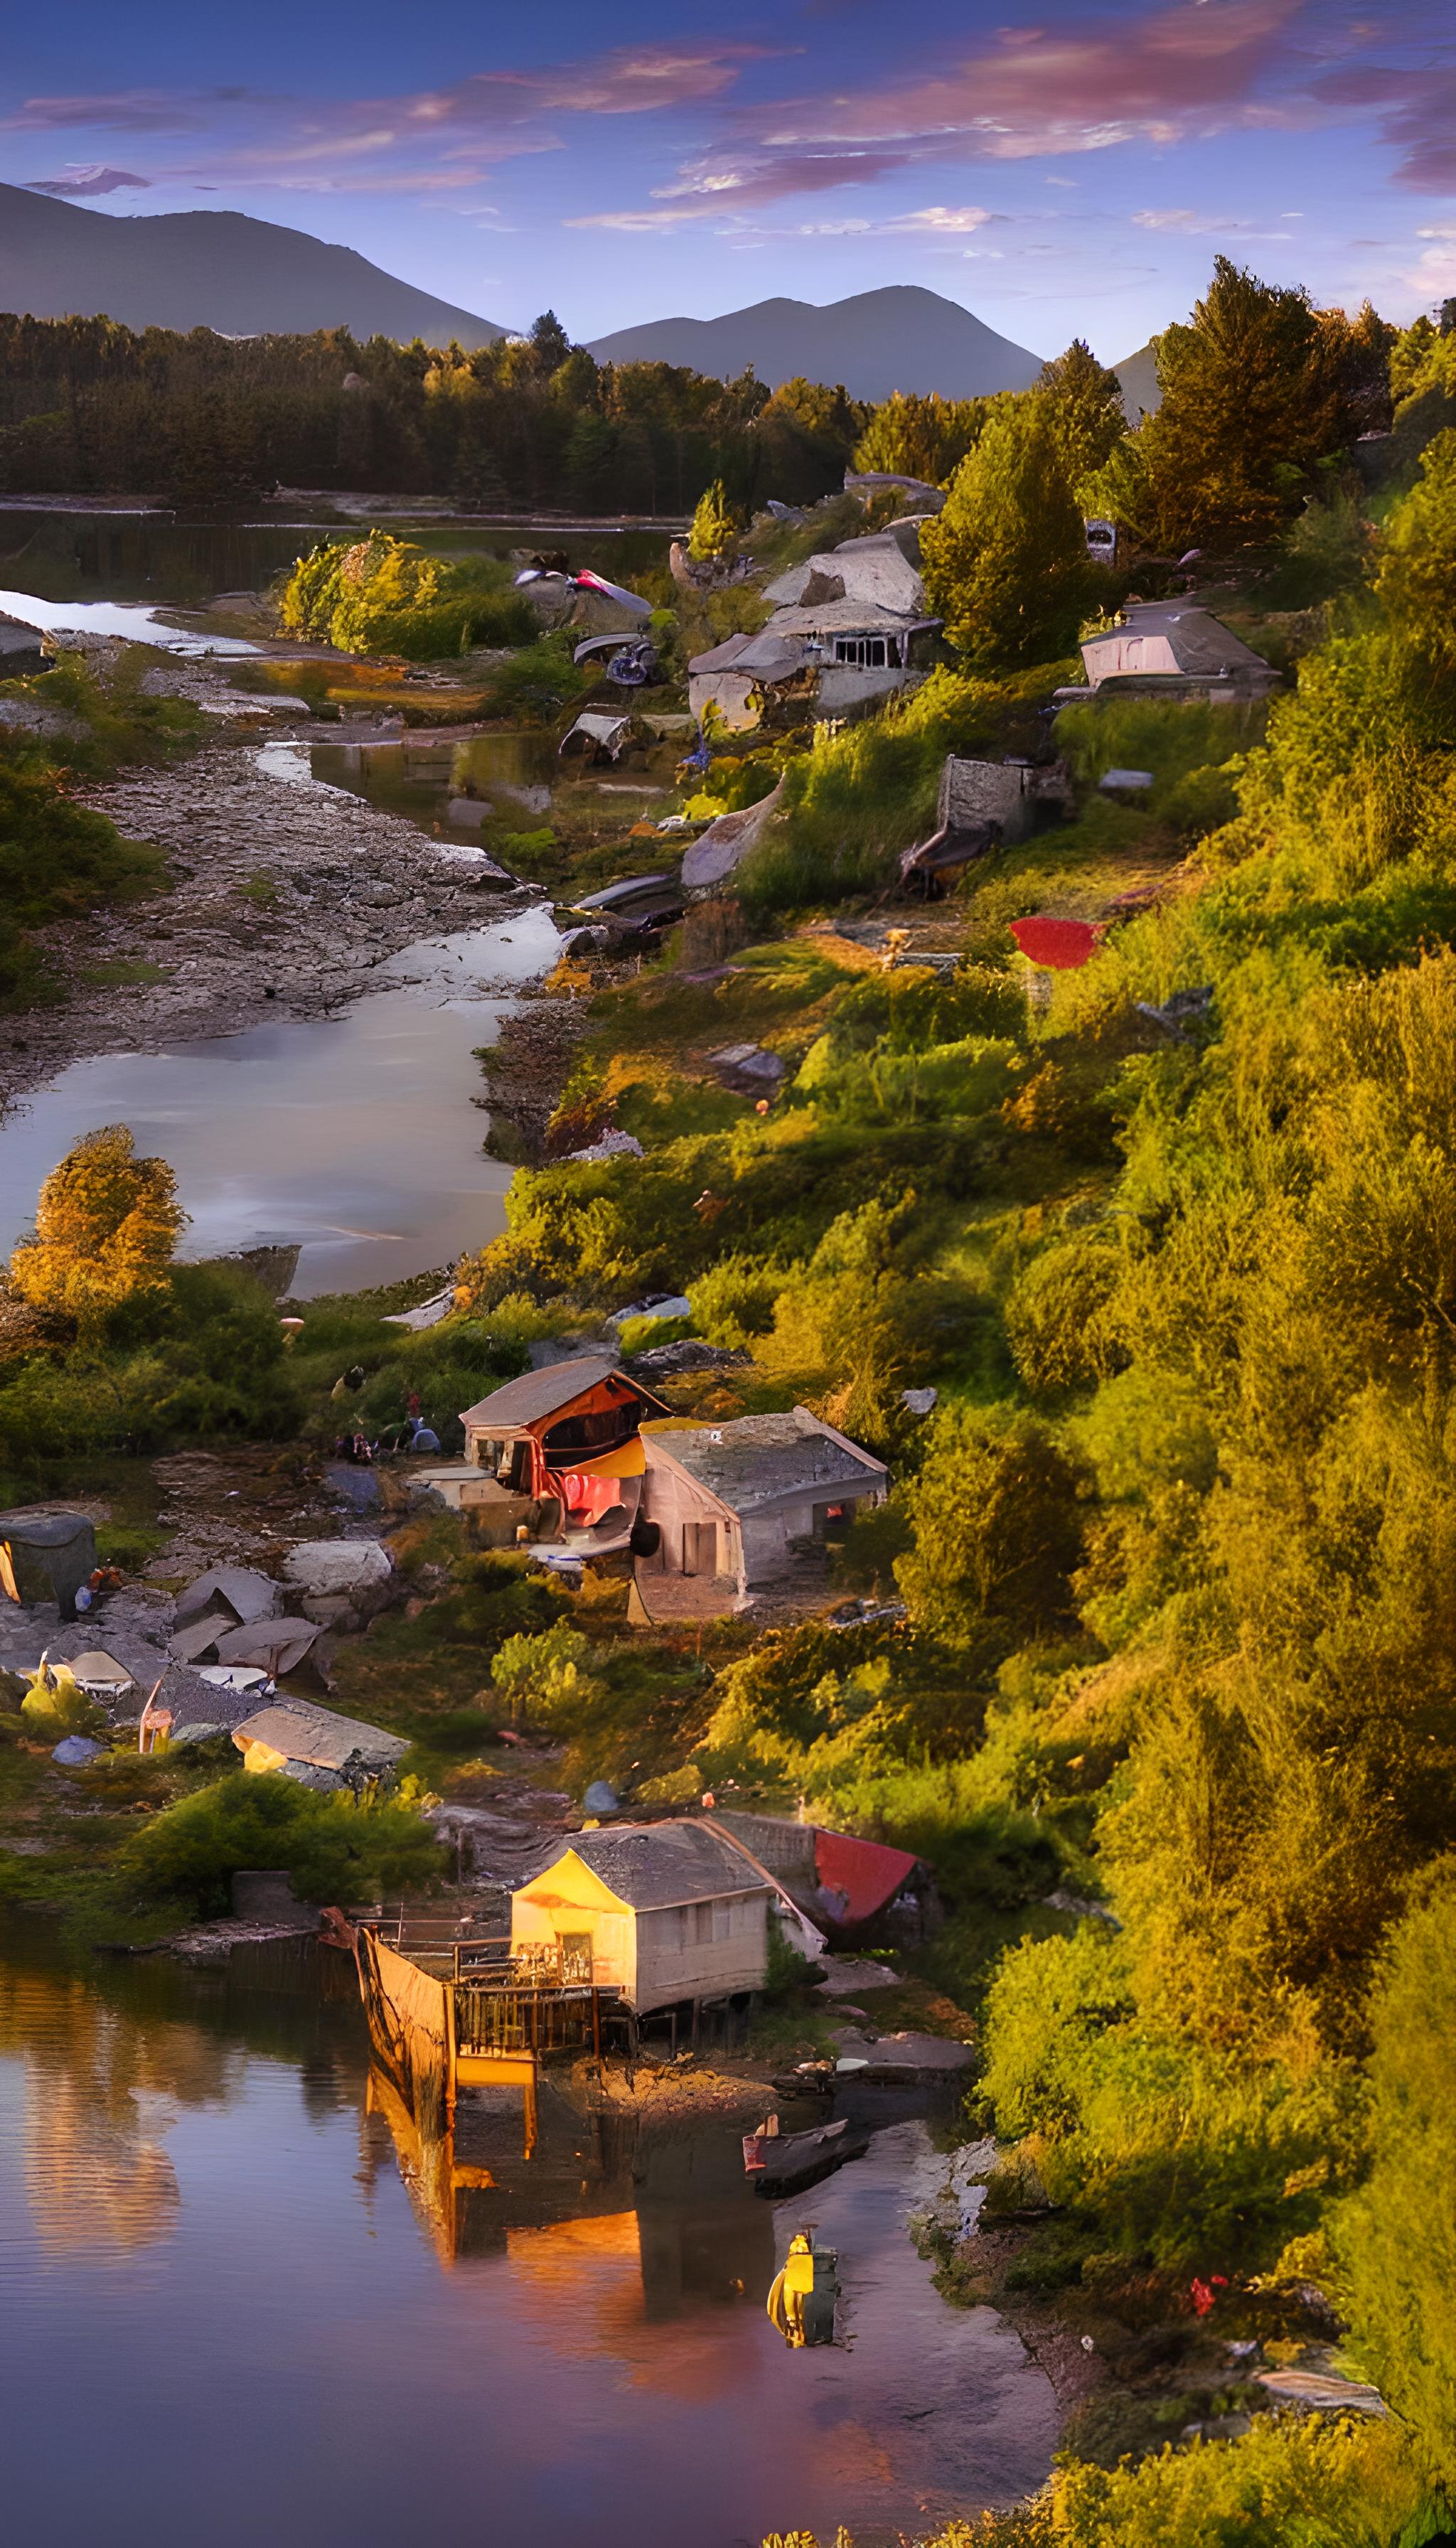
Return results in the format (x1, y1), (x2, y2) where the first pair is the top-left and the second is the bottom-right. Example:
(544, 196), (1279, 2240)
(528, 1819), (771, 1910)
(460, 1356), (651, 1432)
(647, 1409), (885, 1514)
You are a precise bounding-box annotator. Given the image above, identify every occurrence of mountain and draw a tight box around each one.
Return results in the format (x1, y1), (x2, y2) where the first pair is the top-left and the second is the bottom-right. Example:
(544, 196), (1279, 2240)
(1113, 341), (1162, 423)
(0, 183), (505, 346)
(587, 286), (1042, 402)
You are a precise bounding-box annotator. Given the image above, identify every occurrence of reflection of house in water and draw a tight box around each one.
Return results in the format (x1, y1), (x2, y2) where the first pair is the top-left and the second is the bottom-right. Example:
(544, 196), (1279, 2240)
(366, 2059), (775, 2313)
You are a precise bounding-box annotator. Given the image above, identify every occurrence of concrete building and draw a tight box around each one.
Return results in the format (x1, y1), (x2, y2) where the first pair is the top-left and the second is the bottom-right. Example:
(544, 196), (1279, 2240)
(637, 1409), (887, 1600)
(510, 1821), (771, 2013)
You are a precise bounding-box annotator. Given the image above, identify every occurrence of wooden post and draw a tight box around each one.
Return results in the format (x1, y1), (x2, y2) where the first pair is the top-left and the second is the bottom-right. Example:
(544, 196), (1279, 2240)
(592, 1988), (601, 2061)
(523, 2060), (538, 2162)
(444, 1971), (458, 2129)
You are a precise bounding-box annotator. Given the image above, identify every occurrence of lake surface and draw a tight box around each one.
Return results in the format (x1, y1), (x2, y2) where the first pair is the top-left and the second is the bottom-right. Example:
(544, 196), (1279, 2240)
(0, 909), (562, 1295)
(0, 508), (674, 615)
(0, 1925), (1057, 2548)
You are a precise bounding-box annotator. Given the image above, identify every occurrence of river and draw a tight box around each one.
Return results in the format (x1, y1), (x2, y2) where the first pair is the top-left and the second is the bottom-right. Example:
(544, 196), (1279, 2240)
(0, 1923), (1057, 2547)
(0, 905), (562, 1295)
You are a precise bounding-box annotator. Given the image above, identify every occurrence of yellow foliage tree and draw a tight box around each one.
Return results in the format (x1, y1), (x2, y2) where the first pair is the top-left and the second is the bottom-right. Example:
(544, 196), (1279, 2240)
(9, 1125), (184, 1330)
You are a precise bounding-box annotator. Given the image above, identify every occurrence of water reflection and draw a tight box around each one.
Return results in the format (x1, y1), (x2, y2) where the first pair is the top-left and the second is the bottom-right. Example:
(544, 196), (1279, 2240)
(0, 909), (562, 1293)
(0, 1927), (1056, 2547)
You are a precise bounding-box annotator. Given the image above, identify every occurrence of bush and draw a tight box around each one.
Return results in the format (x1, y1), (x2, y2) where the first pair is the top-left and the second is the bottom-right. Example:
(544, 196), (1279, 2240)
(277, 532), (535, 659)
(119, 1770), (445, 1915)
(490, 1622), (605, 1733)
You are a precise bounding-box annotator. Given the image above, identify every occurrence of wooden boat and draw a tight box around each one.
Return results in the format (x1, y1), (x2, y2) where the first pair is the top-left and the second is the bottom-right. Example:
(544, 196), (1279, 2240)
(751, 2114), (869, 2198)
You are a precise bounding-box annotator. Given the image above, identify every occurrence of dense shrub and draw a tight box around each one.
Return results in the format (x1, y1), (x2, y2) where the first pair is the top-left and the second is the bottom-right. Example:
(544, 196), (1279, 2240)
(119, 1770), (445, 1915)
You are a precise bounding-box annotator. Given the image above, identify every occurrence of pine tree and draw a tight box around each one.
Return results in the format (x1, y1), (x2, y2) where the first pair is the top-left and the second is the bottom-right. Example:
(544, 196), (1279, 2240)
(920, 402), (1091, 666)
(687, 477), (737, 562)
(1035, 339), (1128, 499)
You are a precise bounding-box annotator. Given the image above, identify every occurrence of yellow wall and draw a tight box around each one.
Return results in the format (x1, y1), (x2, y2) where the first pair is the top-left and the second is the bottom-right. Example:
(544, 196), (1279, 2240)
(511, 1851), (636, 1997)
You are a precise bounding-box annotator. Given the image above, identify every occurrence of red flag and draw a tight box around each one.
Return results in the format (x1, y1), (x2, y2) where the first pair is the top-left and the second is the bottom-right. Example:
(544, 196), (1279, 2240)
(1010, 915), (1103, 970)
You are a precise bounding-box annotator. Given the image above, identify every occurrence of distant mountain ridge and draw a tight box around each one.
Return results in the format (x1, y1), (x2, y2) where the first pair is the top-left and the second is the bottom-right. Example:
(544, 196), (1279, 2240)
(587, 286), (1043, 402)
(0, 183), (505, 346)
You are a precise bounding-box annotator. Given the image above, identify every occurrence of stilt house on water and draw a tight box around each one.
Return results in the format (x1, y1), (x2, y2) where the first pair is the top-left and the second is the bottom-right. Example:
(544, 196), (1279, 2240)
(511, 1822), (773, 2015)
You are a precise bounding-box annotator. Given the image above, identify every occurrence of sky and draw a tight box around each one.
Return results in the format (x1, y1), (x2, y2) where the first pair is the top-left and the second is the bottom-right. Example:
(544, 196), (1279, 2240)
(4, 0), (1455, 359)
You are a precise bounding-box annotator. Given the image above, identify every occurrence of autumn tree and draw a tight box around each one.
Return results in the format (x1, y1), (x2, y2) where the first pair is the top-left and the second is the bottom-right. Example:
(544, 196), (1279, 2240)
(920, 400), (1091, 665)
(8, 1125), (184, 1330)
(1035, 338), (1127, 498)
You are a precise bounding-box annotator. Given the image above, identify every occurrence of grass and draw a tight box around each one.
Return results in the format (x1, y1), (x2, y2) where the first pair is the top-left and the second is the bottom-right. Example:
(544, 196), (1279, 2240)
(79, 958), (173, 988)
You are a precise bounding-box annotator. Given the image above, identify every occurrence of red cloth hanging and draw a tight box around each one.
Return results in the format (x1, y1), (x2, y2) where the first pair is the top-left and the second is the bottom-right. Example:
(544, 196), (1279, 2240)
(1010, 916), (1103, 970)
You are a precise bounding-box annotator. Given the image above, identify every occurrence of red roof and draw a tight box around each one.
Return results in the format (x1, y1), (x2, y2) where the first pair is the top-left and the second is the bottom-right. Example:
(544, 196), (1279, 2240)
(813, 1827), (920, 1929)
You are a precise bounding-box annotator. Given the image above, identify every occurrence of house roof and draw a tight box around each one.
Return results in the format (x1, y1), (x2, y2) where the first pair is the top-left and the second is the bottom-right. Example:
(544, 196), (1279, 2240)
(762, 531), (926, 616)
(525, 1819), (771, 1911)
(688, 627), (808, 680)
(232, 1698), (408, 1772)
(1081, 604), (1274, 679)
(460, 1356), (663, 1432)
(645, 1407), (886, 1516)
(766, 597), (936, 640)
(812, 1828), (921, 1926)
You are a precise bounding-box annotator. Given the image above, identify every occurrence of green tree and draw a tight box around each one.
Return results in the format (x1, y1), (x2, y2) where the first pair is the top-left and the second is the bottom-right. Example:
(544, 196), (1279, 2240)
(1376, 427), (1456, 675)
(529, 309), (572, 373)
(920, 402), (1091, 666)
(1035, 338), (1127, 498)
(896, 1408), (1085, 1654)
(1337, 1866), (1456, 2473)
(687, 476), (738, 561)
(853, 389), (992, 486)
(9, 1125), (184, 1331)
(1100, 257), (1364, 546)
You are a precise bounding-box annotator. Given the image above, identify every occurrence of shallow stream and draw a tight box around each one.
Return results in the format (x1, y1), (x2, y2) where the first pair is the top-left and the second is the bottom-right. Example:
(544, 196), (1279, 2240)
(0, 1924), (1056, 2548)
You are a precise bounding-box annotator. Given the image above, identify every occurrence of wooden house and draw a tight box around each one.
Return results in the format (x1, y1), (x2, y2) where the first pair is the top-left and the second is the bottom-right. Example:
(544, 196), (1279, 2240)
(637, 1409), (887, 1597)
(510, 1822), (771, 2014)
(458, 1356), (669, 1524)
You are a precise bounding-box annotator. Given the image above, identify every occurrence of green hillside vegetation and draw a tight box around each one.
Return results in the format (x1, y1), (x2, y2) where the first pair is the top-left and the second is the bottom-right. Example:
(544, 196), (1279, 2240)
(6, 262), (1456, 2543)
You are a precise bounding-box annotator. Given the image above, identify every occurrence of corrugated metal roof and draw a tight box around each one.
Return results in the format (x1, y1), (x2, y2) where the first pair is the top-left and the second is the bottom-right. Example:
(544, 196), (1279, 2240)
(525, 1819), (771, 1910)
(645, 1409), (885, 1516)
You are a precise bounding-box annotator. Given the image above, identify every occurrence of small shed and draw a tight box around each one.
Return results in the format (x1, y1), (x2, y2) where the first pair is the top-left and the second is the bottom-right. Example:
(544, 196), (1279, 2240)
(558, 710), (645, 765)
(459, 1356), (669, 1511)
(1080, 604), (1278, 698)
(638, 1409), (887, 1595)
(232, 1698), (409, 1792)
(0, 1509), (97, 1619)
(511, 1820), (771, 2013)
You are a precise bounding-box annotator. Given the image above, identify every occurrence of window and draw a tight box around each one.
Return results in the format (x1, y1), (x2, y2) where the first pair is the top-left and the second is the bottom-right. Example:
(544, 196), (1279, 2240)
(833, 635), (889, 669)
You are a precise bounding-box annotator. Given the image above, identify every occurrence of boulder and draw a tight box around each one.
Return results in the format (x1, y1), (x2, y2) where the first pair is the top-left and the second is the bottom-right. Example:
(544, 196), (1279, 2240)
(281, 1541), (393, 1600)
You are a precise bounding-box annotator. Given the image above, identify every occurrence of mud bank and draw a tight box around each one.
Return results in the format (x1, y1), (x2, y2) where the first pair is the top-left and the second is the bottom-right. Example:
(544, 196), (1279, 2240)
(1, 729), (543, 1110)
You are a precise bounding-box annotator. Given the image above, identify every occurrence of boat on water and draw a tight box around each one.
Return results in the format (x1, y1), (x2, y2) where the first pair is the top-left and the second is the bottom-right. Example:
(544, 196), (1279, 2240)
(745, 2112), (870, 2197)
(766, 2229), (840, 2348)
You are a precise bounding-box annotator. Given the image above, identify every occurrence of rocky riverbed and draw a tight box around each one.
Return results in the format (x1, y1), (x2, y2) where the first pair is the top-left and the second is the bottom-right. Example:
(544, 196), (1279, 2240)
(2, 681), (545, 1110)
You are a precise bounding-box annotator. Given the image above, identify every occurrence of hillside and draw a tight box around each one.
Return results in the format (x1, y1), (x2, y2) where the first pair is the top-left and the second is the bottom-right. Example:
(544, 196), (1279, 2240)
(0, 183), (505, 346)
(587, 285), (1042, 400)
